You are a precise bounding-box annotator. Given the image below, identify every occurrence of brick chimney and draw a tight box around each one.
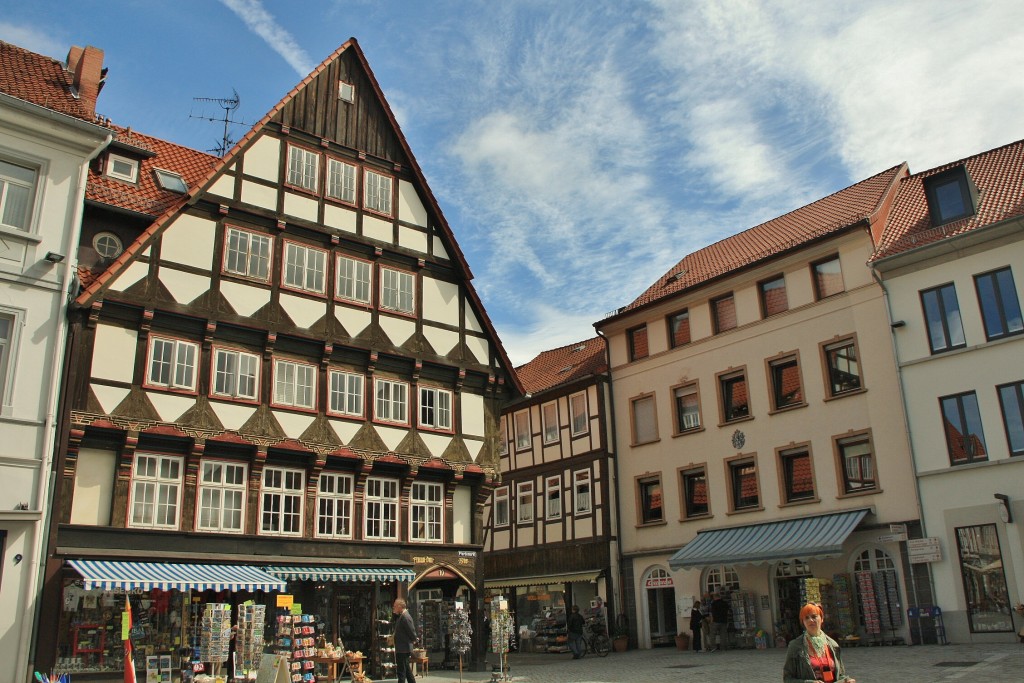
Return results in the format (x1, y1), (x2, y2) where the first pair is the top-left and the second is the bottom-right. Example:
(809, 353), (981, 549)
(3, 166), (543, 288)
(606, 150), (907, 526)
(66, 45), (105, 118)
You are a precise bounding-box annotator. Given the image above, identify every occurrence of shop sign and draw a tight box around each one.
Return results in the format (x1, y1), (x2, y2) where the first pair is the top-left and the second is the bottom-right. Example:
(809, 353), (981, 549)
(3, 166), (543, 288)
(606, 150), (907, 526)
(907, 537), (942, 564)
(645, 577), (673, 588)
(877, 533), (903, 543)
(526, 593), (551, 601)
(276, 594), (294, 608)
(413, 556), (435, 564)
(458, 550), (477, 557)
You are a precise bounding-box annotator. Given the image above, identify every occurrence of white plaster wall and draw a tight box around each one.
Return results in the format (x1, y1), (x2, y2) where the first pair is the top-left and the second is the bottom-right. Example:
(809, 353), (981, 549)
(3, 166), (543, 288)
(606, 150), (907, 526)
(146, 392), (195, 423)
(160, 214), (215, 270)
(363, 215), (393, 243)
(283, 192), (318, 223)
(432, 236), (449, 261)
(207, 174), (235, 198)
(398, 180), (427, 227)
(108, 260), (148, 292)
(241, 179), (278, 210)
(379, 315), (416, 347)
(325, 204), (357, 234)
(70, 447), (116, 525)
(422, 325), (459, 357)
(461, 393), (485, 438)
(420, 432), (452, 458)
(398, 226), (429, 253)
(422, 277), (459, 326)
(273, 411), (316, 439)
(160, 268), (209, 305)
(91, 324), (138, 383)
(464, 306), (483, 333)
(465, 335), (489, 365)
(336, 307), (371, 336)
(280, 292), (326, 329)
(452, 486), (472, 544)
(220, 280), (271, 317)
(244, 135), (281, 182)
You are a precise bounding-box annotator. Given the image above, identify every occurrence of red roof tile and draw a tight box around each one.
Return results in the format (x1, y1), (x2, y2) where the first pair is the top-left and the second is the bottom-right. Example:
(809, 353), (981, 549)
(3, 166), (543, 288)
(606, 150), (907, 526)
(0, 41), (96, 121)
(515, 336), (607, 395)
(615, 165), (906, 316)
(872, 139), (1024, 260)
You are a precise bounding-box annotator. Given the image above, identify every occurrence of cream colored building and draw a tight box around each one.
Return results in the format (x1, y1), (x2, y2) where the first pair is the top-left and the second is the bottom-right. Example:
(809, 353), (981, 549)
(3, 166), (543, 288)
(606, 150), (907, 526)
(596, 165), (924, 649)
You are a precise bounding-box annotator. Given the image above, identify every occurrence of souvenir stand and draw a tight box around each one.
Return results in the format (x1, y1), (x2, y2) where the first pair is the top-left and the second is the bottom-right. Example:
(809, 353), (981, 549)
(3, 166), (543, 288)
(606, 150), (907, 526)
(488, 598), (515, 682)
(728, 592), (758, 648)
(447, 602), (472, 682)
(274, 607), (321, 683)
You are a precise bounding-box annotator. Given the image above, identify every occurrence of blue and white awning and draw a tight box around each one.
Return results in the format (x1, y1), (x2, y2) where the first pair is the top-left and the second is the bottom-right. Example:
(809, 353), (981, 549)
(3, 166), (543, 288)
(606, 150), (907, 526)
(265, 566), (416, 583)
(68, 559), (287, 592)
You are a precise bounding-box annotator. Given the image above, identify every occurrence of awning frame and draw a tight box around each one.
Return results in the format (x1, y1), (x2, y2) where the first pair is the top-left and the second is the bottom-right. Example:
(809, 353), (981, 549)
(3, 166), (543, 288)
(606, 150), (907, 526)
(484, 570), (602, 590)
(68, 559), (287, 592)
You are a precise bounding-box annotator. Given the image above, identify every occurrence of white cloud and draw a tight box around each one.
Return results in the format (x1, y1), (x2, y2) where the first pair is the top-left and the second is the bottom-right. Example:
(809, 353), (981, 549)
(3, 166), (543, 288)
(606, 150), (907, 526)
(0, 21), (66, 60)
(218, 0), (314, 77)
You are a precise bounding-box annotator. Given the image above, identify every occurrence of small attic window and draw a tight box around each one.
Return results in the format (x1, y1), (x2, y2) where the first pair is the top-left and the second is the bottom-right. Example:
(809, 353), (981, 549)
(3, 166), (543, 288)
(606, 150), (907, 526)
(924, 165), (978, 227)
(153, 168), (188, 194)
(572, 344), (587, 353)
(665, 269), (688, 286)
(338, 81), (355, 103)
(558, 365), (575, 374)
(93, 232), (123, 259)
(106, 153), (139, 183)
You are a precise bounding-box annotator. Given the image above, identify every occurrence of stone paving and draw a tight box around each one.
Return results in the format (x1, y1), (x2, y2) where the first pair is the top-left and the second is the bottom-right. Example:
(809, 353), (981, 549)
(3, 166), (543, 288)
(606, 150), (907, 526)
(421, 642), (1024, 682)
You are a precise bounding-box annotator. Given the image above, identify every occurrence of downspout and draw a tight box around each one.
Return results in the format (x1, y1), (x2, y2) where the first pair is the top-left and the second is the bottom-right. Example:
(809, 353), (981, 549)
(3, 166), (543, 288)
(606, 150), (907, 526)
(596, 329), (626, 634)
(22, 131), (112, 680)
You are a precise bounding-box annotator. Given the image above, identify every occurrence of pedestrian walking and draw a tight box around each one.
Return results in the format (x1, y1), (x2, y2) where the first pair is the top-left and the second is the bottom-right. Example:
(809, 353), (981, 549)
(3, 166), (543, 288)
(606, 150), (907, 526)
(392, 598), (419, 683)
(688, 601), (703, 653)
(567, 605), (585, 659)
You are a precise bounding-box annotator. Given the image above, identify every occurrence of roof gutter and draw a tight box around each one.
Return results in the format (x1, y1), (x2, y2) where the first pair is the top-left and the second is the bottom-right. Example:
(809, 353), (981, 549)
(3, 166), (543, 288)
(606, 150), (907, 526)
(0, 91), (110, 140)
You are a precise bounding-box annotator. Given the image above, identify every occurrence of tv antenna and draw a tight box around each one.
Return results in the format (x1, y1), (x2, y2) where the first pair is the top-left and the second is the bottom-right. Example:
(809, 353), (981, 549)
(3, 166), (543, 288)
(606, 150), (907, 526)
(190, 89), (247, 157)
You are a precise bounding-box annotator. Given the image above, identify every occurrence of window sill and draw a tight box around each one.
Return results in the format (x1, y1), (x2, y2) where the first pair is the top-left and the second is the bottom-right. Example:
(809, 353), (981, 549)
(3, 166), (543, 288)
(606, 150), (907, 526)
(823, 387), (866, 402)
(679, 513), (712, 523)
(726, 506), (764, 516)
(778, 497), (820, 508)
(672, 426), (705, 438)
(635, 520), (667, 529)
(631, 438), (661, 447)
(768, 402), (807, 416)
(836, 487), (881, 499)
(718, 415), (753, 428)
(0, 225), (43, 244)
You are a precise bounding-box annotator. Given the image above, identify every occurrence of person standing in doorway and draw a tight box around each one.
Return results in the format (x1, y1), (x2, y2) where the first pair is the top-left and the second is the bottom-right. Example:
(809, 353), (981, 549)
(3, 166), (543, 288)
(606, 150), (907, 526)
(689, 601), (703, 653)
(709, 593), (730, 651)
(567, 605), (585, 659)
(392, 599), (419, 683)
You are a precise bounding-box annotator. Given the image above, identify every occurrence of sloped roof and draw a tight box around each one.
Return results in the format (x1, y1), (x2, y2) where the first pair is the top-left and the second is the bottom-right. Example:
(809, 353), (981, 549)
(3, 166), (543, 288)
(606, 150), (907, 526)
(610, 164), (906, 319)
(0, 40), (94, 121)
(872, 139), (1024, 261)
(515, 336), (607, 395)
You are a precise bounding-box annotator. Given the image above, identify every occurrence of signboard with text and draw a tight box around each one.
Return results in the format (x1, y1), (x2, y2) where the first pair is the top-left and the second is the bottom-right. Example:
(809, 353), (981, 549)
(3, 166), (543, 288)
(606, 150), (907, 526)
(908, 537), (942, 564)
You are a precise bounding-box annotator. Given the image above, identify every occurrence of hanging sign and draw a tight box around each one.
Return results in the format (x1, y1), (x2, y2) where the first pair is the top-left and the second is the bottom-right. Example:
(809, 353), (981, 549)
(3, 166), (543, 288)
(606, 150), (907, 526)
(276, 594), (293, 608)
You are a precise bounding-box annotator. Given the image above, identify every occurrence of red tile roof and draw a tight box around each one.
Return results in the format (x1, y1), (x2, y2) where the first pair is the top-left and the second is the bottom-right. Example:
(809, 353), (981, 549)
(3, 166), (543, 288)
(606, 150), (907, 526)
(0, 41), (95, 121)
(872, 139), (1024, 260)
(611, 165), (906, 318)
(515, 336), (607, 395)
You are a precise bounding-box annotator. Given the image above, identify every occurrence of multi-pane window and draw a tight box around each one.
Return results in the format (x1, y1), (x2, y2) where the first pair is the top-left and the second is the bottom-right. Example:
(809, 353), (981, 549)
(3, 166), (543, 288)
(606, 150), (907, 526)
(638, 476), (663, 524)
(631, 394), (658, 445)
(573, 470), (592, 514)
(823, 337), (861, 396)
(147, 336), (198, 391)
(380, 267), (414, 314)
(497, 417), (509, 455)
(410, 482), (443, 542)
(681, 467), (709, 518)
(921, 283), (966, 353)
(719, 370), (749, 421)
(328, 370), (364, 417)
(283, 242), (327, 294)
(0, 158), (37, 230)
(336, 255), (372, 304)
(316, 473), (354, 539)
(494, 486), (510, 527)
(364, 477), (399, 540)
(955, 524), (1013, 634)
(212, 348), (259, 400)
(261, 467), (303, 535)
(364, 169), (393, 215)
(769, 355), (803, 410)
(628, 325), (649, 361)
(197, 461), (246, 532)
(940, 391), (988, 464)
(514, 410), (530, 450)
(545, 475), (562, 520)
(673, 383), (701, 433)
(129, 454), (182, 529)
(668, 310), (691, 348)
(106, 153), (138, 183)
(705, 566), (740, 595)
(759, 275), (788, 317)
(327, 158), (357, 203)
(712, 294), (737, 333)
(569, 392), (588, 435)
(419, 386), (452, 430)
(516, 481), (534, 523)
(273, 359), (316, 409)
(223, 227), (272, 281)
(997, 381), (1024, 456)
(925, 167), (977, 226)
(780, 448), (814, 503)
(375, 378), (409, 424)
(837, 434), (876, 493)
(975, 268), (1023, 341)
(542, 402), (558, 444)
(729, 459), (759, 510)
(0, 312), (14, 401)
(287, 145), (319, 192)
(812, 256), (844, 299)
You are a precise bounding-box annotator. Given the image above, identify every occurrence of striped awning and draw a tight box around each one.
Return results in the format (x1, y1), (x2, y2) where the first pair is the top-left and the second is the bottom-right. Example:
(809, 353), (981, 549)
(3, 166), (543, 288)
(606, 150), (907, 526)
(265, 566), (416, 583)
(668, 508), (870, 570)
(484, 570), (601, 589)
(68, 560), (287, 592)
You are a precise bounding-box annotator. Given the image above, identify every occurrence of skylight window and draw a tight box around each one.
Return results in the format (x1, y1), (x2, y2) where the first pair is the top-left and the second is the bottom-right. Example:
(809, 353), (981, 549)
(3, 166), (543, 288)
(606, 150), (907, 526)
(106, 153), (139, 183)
(153, 168), (188, 194)
(924, 166), (978, 227)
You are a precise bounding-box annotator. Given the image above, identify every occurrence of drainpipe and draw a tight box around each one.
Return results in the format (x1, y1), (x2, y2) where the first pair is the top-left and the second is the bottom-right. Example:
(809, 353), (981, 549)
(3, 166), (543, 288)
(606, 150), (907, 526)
(596, 329), (627, 636)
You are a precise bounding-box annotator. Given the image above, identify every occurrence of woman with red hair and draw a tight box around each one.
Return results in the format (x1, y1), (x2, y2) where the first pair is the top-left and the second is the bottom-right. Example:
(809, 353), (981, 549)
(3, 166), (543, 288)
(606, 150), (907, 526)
(782, 603), (856, 683)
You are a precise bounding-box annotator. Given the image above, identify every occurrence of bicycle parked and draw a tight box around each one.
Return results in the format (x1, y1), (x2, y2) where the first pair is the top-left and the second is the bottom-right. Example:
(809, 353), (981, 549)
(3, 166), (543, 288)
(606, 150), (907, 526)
(580, 616), (611, 657)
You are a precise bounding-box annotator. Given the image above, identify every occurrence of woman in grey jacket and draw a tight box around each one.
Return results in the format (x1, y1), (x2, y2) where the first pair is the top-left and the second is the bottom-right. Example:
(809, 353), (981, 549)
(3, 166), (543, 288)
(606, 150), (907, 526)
(783, 604), (855, 683)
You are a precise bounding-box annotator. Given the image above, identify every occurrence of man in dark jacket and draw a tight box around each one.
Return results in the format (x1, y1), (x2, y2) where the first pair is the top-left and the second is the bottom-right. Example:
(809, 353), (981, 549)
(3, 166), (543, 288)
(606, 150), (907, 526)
(567, 605), (585, 659)
(392, 598), (419, 683)
(709, 593), (730, 651)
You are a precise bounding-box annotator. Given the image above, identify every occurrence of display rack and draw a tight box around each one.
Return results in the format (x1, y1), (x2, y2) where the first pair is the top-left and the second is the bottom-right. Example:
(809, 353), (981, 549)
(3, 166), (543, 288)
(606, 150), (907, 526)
(276, 610), (320, 683)
(728, 591), (757, 648)
(831, 574), (857, 636)
(376, 602), (396, 680)
(198, 603), (232, 669)
(235, 603), (267, 677)
(72, 624), (106, 669)
(855, 571), (881, 637)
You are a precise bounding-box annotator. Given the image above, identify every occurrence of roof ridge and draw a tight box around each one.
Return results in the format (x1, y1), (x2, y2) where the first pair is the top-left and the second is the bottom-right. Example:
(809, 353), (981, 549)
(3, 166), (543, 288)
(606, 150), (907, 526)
(905, 138), (1024, 180)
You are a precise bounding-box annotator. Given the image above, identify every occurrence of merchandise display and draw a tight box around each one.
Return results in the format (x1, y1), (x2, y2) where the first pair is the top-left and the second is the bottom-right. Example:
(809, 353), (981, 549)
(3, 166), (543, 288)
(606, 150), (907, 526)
(198, 603), (232, 664)
(235, 603), (267, 676)
(831, 574), (857, 636)
(276, 611), (321, 683)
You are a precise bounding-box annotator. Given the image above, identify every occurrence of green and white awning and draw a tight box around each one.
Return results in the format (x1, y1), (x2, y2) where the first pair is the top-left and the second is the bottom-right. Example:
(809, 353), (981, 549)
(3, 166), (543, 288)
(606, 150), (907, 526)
(68, 559), (286, 592)
(265, 566), (415, 583)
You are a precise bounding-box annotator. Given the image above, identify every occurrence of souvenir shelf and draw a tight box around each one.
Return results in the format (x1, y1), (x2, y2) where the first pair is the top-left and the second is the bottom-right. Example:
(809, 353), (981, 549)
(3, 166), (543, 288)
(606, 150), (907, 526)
(72, 624), (106, 668)
(235, 603), (267, 677)
(418, 600), (443, 652)
(277, 611), (320, 683)
(855, 571), (881, 637)
(199, 603), (232, 666)
(375, 603), (396, 680)
(831, 574), (857, 636)
(728, 592), (758, 648)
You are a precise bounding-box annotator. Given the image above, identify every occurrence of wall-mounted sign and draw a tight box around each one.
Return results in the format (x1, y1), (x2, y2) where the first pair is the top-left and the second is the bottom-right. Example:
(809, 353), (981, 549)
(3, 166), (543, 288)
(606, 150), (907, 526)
(907, 537), (942, 564)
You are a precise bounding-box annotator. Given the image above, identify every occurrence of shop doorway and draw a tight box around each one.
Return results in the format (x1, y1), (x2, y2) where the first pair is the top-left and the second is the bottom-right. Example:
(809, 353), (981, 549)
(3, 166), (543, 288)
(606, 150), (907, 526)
(410, 564), (475, 669)
(643, 568), (676, 647)
(773, 560), (812, 642)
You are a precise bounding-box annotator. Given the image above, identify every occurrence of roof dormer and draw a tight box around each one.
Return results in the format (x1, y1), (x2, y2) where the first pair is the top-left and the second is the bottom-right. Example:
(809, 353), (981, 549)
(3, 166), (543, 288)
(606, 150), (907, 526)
(923, 165), (979, 227)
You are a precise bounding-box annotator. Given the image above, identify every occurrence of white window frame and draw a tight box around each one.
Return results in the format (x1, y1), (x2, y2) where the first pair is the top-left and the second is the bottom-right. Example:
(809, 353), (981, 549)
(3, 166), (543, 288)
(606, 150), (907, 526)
(128, 453), (183, 530)
(327, 158), (357, 204)
(260, 466), (304, 536)
(316, 472), (354, 539)
(273, 358), (316, 410)
(419, 386), (453, 431)
(570, 392), (588, 436)
(514, 410), (530, 451)
(338, 81), (355, 103)
(364, 476), (399, 540)
(574, 470), (592, 515)
(494, 486), (510, 527)
(545, 475), (562, 520)
(283, 241), (327, 294)
(0, 157), (38, 231)
(287, 145), (319, 192)
(146, 336), (199, 391)
(106, 153), (139, 183)
(541, 402), (559, 444)
(336, 254), (372, 304)
(516, 481), (534, 524)
(328, 369), (364, 417)
(364, 169), (393, 215)
(196, 460), (246, 533)
(93, 232), (123, 259)
(375, 378), (409, 425)
(212, 347), (259, 400)
(410, 481), (444, 543)
(380, 266), (414, 314)
(223, 227), (272, 281)
(0, 308), (24, 410)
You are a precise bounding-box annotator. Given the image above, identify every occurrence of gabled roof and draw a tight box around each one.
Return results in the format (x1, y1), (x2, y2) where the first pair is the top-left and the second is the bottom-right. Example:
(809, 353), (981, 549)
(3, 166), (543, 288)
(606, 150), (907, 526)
(871, 139), (1024, 261)
(515, 336), (607, 395)
(0, 40), (95, 121)
(604, 164), (906, 322)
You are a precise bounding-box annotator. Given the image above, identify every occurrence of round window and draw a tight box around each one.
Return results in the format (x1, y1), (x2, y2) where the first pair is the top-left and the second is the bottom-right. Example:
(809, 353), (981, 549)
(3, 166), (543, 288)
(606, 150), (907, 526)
(93, 232), (123, 259)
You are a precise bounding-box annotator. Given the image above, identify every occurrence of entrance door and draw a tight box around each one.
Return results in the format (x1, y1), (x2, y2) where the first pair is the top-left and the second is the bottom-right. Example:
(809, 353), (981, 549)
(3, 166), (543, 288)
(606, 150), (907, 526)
(644, 568), (677, 646)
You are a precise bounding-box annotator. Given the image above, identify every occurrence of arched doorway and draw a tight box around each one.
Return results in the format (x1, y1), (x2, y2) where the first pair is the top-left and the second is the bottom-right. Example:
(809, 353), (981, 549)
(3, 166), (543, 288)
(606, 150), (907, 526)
(851, 547), (904, 641)
(409, 564), (475, 669)
(643, 568), (677, 647)
(773, 560), (812, 641)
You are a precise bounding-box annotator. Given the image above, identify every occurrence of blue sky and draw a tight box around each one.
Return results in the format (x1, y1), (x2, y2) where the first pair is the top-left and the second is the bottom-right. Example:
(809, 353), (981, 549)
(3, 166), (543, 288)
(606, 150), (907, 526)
(4, 1), (1024, 365)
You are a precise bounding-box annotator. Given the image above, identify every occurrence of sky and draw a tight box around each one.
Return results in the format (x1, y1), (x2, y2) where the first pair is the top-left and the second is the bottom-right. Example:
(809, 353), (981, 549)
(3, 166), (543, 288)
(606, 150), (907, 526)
(4, 1), (1024, 366)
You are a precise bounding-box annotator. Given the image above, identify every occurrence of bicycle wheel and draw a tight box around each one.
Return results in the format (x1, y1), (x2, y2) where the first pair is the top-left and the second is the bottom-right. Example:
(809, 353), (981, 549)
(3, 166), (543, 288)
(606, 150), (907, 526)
(594, 634), (611, 657)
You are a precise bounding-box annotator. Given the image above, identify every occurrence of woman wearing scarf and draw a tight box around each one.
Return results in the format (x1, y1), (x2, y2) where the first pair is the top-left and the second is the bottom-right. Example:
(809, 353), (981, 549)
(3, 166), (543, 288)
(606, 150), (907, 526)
(783, 603), (856, 683)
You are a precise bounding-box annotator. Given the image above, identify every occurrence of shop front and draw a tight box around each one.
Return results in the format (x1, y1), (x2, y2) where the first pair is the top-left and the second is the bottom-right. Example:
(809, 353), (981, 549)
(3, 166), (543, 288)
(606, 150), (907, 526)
(407, 556), (478, 671)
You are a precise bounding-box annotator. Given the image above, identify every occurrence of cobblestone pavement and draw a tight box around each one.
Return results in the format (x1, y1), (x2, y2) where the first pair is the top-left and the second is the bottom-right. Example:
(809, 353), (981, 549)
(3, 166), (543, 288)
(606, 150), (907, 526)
(422, 643), (1024, 683)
